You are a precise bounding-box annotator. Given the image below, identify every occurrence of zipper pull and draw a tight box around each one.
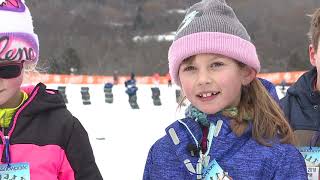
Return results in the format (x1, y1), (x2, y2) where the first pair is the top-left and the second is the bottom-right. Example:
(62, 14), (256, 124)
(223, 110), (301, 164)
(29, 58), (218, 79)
(1, 136), (11, 165)
(196, 161), (202, 179)
(196, 154), (205, 179)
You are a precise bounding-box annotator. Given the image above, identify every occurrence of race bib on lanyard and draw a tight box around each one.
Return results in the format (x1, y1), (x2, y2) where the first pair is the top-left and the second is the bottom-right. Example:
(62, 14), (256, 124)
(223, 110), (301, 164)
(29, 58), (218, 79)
(0, 163), (30, 180)
(202, 159), (232, 180)
(298, 147), (320, 180)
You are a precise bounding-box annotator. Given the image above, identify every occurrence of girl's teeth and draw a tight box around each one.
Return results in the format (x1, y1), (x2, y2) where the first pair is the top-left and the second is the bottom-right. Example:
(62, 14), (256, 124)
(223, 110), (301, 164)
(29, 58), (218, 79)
(201, 93), (213, 97)
(199, 92), (219, 97)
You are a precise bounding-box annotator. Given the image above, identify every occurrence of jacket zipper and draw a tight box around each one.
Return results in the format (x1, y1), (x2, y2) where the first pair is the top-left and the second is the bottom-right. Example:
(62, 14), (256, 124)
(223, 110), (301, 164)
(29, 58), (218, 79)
(0, 85), (40, 164)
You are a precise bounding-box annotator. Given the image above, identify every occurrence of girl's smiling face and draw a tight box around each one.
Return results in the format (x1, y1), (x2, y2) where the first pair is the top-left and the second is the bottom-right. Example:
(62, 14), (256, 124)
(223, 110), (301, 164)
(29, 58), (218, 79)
(178, 53), (255, 114)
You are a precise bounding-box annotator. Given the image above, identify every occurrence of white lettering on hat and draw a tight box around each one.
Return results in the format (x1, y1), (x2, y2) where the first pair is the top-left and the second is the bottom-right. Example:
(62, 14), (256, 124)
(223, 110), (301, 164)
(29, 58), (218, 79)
(0, 34), (37, 62)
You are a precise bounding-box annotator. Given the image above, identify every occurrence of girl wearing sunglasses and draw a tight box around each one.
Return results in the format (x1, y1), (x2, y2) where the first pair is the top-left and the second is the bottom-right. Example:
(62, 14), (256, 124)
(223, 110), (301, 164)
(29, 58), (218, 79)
(0, 0), (102, 179)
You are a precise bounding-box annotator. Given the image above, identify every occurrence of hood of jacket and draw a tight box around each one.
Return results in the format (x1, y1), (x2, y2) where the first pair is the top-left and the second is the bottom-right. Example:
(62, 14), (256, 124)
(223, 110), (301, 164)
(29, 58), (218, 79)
(20, 83), (66, 117)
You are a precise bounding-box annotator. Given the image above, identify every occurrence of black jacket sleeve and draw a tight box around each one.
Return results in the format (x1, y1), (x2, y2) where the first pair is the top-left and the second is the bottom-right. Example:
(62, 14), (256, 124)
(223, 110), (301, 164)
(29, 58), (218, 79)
(65, 116), (103, 180)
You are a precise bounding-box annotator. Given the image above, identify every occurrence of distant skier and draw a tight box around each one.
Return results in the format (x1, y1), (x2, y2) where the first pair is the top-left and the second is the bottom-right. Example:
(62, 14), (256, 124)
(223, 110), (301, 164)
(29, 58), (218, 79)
(125, 78), (139, 109)
(113, 70), (119, 85)
(279, 80), (287, 95)
(165, 73), (172, 87)
(130, 72), (136, 81)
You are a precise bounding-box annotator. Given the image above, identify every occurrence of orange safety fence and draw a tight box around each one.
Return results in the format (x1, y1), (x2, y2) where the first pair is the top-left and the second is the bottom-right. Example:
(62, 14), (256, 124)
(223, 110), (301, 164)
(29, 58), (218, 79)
(23, 71), (307, 85)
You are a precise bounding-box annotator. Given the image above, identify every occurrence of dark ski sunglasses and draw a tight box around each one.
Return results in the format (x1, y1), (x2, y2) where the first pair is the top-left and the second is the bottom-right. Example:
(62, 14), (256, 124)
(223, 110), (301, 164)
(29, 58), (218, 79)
(0, 62), (24, 79)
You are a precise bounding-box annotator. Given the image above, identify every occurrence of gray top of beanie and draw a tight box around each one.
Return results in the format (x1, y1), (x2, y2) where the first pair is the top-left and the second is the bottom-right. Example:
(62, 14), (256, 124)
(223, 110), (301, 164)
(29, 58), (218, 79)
(174, 0), (251, 42)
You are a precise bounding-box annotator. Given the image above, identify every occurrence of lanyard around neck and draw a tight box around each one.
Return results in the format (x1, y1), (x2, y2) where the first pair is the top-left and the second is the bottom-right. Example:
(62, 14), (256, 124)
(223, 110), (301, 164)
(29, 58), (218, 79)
(201, 120), (223, 157)
(196, 120), (223, 179)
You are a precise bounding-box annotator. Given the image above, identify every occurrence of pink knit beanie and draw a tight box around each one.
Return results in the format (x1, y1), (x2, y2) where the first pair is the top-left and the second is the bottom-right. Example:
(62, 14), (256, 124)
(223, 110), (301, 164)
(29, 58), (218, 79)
(168, 0), (260, 86)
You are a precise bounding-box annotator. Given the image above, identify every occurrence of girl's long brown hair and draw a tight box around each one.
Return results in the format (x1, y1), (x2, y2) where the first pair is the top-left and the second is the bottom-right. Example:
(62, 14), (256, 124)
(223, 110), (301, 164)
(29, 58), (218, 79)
(231, 78), (295, 146)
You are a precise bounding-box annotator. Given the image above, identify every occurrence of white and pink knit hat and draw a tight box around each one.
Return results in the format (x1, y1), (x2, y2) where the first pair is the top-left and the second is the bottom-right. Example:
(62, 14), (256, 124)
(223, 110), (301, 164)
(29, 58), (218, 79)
(168, 0), (260, 86)
(0, 0), (39, 64)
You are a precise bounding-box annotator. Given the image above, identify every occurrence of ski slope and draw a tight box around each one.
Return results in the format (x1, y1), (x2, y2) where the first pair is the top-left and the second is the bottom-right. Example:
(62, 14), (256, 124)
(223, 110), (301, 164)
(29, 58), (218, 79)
(45, 83), (288, 179)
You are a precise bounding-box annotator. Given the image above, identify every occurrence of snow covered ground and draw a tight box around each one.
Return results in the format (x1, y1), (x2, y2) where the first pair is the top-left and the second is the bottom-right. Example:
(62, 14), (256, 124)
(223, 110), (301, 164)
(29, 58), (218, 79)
(45, 83), (288, 179)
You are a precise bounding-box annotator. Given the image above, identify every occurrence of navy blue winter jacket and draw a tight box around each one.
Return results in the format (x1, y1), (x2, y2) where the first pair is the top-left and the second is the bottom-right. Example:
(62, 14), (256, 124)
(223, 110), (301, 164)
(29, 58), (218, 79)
(280, 68), (320, 131)
(280, 68), (320, 146)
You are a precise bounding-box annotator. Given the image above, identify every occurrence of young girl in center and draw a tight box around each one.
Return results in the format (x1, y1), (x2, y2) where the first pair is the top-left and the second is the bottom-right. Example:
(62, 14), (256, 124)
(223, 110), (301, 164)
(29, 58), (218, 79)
(143, 0), (307, 179)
